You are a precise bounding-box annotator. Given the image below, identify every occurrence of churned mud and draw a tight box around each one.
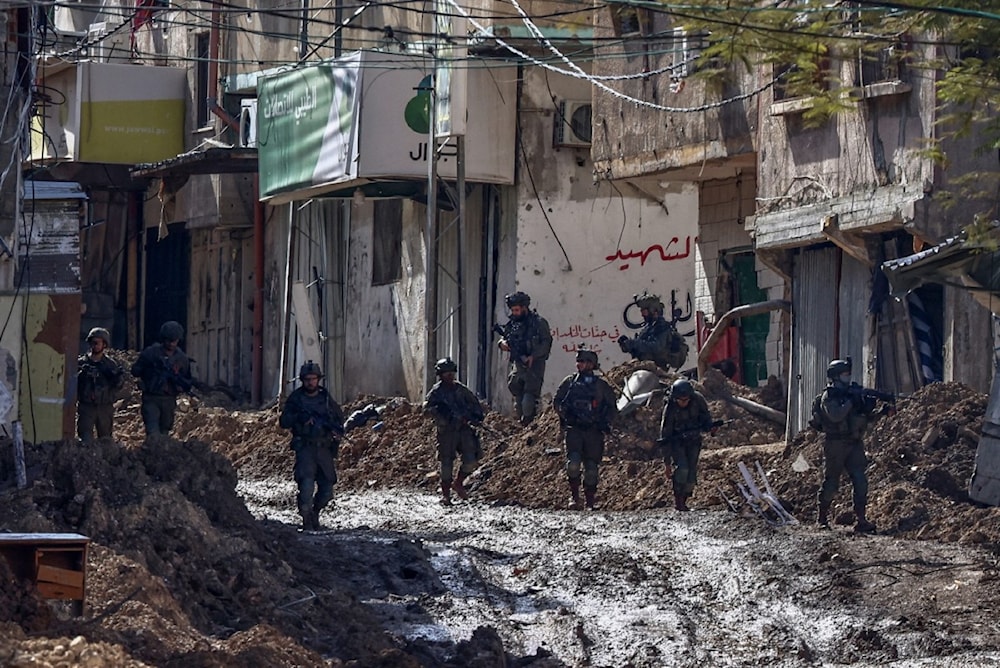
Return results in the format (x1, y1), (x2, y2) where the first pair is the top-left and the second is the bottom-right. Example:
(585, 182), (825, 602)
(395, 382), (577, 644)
(2, 358), (1000, 666)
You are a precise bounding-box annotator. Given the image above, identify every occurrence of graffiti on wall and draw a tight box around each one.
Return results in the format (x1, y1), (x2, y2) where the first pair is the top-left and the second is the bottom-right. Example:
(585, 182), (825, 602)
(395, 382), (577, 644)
(551, 289), (697, 356)
(620, 289), (696, 338)
(605, 236), (694, 271)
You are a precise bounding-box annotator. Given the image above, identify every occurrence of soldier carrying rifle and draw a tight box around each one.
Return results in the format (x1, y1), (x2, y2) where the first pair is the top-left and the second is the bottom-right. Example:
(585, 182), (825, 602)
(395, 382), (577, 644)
(656, 378), (716, 511)
(424, 357), (485, 506)
(809, 358), (895, 533)
(77, 327), (124, 442)
(131, 320), (192, 437)
(494, 291), (552, 426)
(279, 360), (345, 531)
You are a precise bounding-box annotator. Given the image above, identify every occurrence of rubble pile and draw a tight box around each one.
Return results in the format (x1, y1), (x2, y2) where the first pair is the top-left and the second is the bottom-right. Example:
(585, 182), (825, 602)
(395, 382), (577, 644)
(2, 353), (1000, 665)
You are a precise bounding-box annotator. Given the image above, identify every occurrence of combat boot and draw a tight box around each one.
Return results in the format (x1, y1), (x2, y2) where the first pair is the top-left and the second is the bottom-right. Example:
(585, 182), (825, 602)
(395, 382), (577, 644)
(584, 487), (597, 511)
(440, 481), (453, 506)
(298, 505), (315, 532)
(818, 502), (831, 528)
(568, 480), (582, 510)
(310, 503), (325, 531)
(854, 505), (876, 534)
(453, 473), (469, 500)
(673, 492), (690, 512)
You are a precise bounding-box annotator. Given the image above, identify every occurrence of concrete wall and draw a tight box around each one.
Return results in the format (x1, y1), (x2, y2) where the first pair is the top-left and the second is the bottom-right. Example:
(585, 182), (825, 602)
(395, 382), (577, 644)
(695, 175), (785, 380)
(497, 68), (699, 407)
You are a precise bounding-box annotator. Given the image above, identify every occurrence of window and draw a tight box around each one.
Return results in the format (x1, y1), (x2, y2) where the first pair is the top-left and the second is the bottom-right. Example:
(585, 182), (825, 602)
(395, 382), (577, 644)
(195, 33), (210, 128)
(372, 199), (402, 285)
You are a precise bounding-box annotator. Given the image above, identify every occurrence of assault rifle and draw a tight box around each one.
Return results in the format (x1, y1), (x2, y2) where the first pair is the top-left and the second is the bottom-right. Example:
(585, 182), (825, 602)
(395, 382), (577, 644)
(492, 322), (529, 363)
(302, 406), (344, 436)
(427, 398), (482, 427)
(845, 383), (900, 416)
(656, 418), (729, 446)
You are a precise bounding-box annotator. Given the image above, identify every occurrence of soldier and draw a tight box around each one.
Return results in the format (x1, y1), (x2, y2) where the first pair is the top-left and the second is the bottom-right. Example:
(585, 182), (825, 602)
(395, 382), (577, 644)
(809, 359), (878, 533)
(130, 320), (193, 437)
(657, 378), (715, 511)
(553, 345), (618, 510)
(279, 360), (345, 531)
(496, 291), (552, 425)
(76, 327), (124, 442)
(424, 357), (485, 506)
(618, 292), (688, 371)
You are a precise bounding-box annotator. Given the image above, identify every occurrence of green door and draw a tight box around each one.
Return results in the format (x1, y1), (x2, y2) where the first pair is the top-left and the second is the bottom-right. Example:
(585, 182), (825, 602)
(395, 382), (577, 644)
(732, 253), (769, 387)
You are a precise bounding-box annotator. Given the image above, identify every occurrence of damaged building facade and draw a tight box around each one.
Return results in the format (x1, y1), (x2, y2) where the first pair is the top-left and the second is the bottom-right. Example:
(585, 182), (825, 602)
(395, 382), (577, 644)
(7, 0), (996, 444)
(590, 4), (997, 437)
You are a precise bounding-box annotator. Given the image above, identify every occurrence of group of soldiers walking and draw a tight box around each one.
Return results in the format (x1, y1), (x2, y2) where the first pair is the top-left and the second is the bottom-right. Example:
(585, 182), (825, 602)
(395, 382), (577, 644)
(76, 294), (885, 536)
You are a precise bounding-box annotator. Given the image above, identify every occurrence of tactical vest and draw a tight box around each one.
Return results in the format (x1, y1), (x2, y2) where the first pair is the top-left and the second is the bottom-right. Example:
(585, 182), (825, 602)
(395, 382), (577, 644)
(815, 388), (867, 439)
(560, 374), (603, 428)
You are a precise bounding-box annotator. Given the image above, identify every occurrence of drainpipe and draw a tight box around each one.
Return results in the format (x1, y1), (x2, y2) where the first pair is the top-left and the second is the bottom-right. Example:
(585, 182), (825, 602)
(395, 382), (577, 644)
(209, 1), (239, 133)
(252, 175), (264, 404)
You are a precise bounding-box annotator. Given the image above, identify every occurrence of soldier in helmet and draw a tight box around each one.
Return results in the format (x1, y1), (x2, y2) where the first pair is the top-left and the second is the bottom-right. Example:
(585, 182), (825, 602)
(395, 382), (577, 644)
(279, 360), (345, 531)
(809, 359), (878, 533)
(553, 345), (618, 510)
(424, 357), (485, 506)
(130, 320), (193, 437)
(76, 327), (124, 442)
(496, 291), (552, 425)
(618, 292), (688, 371)
(657, 377), (715, 511)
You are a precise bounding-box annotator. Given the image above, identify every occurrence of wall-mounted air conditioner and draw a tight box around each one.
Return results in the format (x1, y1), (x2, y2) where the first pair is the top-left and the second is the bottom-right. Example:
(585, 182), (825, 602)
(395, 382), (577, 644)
(239, 98), (257, 148)
(553, 100), (592, 148)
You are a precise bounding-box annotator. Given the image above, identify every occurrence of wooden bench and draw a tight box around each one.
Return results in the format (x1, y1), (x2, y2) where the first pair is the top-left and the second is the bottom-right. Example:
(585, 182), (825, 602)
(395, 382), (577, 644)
(0, 533), (90, 615)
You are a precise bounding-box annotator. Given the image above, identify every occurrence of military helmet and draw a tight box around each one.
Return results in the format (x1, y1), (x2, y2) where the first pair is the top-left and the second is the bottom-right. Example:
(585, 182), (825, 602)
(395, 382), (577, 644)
(299, 360), (324, 380)
(159, 320), (184, 342)
(671, 378), (694, 398)
(826, 359), (852, 380)
(504, 291), (531, 308)
(435, 357), (458, 375)
(86, 327), (111, 345)
(575, 344), (599, 366)
(634, 292), (664, 313)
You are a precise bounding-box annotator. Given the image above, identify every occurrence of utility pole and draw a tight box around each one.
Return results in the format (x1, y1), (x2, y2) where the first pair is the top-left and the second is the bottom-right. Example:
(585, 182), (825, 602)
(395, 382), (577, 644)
(424, 71), (439, 392)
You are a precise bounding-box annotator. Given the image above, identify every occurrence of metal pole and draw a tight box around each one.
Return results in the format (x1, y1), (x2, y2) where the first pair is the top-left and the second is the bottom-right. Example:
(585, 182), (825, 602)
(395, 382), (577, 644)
(279, 206), (297, 400)
(425, 74), (439, 392)
(456, 135), (467, 381)
(300, 0), (310, 63)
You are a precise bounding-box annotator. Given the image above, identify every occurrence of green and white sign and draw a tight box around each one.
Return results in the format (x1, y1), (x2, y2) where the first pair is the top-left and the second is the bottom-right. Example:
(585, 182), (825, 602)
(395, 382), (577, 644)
(258, 53), (361, 201)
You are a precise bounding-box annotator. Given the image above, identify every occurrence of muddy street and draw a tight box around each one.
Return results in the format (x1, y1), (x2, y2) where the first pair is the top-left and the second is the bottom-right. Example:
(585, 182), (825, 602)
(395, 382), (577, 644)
(243, 481), (1000, 667)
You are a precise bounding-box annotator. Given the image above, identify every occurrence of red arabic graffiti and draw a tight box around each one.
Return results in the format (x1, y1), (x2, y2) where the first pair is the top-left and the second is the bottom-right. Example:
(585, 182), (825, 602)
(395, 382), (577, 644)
(605, 236), (694, 271)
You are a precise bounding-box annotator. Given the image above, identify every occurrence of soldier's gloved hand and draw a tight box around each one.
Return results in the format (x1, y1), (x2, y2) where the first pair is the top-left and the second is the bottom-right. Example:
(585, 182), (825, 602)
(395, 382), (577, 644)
(617, 335), (630, 353)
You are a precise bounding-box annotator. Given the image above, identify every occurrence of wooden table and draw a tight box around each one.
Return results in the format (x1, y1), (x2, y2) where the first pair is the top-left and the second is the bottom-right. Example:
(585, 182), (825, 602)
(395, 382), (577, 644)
(0, 533), (90, 615)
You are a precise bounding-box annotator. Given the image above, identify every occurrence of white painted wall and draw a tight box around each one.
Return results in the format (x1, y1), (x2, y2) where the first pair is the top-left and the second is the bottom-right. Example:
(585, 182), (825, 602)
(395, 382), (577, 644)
(494, 69), (699, 407)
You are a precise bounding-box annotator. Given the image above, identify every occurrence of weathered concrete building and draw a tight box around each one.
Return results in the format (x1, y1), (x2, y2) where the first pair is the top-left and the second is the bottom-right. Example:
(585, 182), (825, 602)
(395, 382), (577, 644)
(589, 5), (996, 438)
(29, 0), (692, 414)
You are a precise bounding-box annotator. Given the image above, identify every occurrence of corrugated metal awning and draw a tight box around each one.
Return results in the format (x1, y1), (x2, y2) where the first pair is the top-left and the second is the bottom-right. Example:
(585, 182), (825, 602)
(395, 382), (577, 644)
(881, 230), (1000, 315)
(23, 180), (87, 200)
(131, 147), (259, 178)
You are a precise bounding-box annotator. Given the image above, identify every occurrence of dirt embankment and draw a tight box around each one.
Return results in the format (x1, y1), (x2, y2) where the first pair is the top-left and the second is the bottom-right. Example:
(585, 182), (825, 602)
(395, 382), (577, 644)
(1, 357), (998, 665)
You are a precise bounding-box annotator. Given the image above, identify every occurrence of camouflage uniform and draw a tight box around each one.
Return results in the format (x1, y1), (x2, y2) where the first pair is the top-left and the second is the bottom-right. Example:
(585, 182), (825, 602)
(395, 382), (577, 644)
(658, 386), (713, 509)
(131, 342), (192, 436)
(279, 384), (345, 529)
(76, 351), (124, 441)
(425, 376), (484, 504)
(810, 363), (877, 532)
(499, 308), (552, 425)
(553, 366), (617, 509)
(619, 315), (688, 371)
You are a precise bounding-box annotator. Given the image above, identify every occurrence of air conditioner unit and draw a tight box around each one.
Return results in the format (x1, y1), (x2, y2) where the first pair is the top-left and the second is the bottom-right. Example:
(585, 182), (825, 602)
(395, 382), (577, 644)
(553, 100), (592, 148)
(239, 98), (257, 148)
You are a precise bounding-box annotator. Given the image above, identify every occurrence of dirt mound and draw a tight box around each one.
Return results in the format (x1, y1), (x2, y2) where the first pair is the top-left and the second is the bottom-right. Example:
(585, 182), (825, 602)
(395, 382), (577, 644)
(772, 381), (992, 542)
(3, 355), (997, 666)
(0, 437), (395, 666)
